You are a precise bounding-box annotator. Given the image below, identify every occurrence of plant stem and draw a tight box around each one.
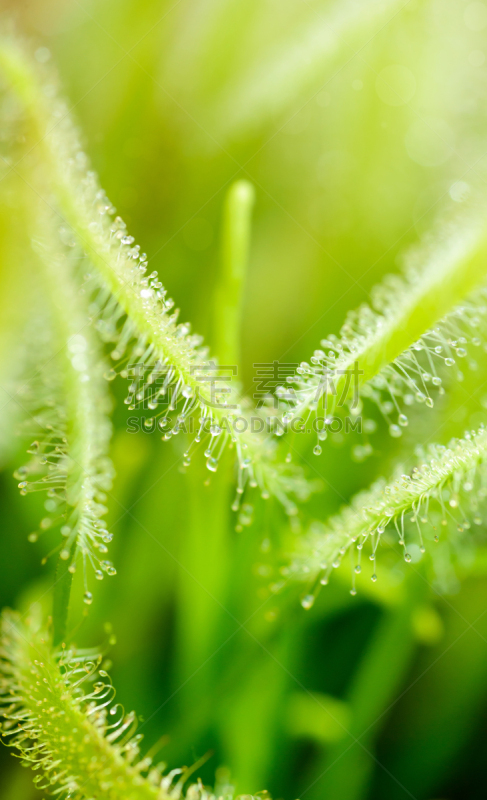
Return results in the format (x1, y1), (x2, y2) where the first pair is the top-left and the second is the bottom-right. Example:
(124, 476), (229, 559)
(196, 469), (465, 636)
(52, 541), (76, 646)
(214, 180), (255, 368)
(177, 185), (254, 711)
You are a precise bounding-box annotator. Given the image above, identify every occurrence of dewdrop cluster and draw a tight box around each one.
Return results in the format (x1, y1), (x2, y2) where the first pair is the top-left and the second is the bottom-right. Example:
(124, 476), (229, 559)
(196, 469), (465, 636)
(14, 318), (115, 604)
(0, 609), (242, 800)
(288, 290), (487, 442)
(0, 40), (312, 515)
(287, 426), (487, 607)
(277, 213), (487, 450)
(86, 240), (311, 515)
(77, 169), (311, 515)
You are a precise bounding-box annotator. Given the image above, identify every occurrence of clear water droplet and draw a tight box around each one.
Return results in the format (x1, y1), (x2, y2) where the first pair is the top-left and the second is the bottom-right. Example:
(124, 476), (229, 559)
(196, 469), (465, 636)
(300, 594), (315, 610)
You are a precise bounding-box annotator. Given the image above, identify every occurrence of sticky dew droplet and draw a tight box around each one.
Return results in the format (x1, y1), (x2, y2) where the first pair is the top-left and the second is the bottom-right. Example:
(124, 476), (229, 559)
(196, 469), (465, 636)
(300, 594), (315, 610)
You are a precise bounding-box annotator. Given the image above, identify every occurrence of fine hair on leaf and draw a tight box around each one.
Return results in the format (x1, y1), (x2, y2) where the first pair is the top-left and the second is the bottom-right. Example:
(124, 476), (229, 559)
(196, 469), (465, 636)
(287, 424), (487, 607)
(0, 35), (311, 516)
(278, 204), (487, 452)
(0, 608), (241, 800)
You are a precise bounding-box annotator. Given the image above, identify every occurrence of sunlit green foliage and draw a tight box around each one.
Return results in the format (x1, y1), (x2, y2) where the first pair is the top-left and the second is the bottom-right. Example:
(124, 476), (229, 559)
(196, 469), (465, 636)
(2, 2), (487, 799)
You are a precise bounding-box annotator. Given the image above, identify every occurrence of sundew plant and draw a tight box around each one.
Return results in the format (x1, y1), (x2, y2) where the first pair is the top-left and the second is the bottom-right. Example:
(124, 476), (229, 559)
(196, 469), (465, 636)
(2, 2), (487, 799)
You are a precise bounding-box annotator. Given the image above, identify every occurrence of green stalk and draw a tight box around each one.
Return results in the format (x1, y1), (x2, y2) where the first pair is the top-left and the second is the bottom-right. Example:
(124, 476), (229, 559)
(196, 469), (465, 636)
(52, 540), (77, 646)
(214, 180), (255, 368)
(177, 184), (253, 712)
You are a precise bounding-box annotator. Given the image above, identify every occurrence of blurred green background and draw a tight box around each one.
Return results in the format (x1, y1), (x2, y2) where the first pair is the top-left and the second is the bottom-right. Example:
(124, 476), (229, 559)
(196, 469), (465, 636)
(2, 0), (487, 798)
